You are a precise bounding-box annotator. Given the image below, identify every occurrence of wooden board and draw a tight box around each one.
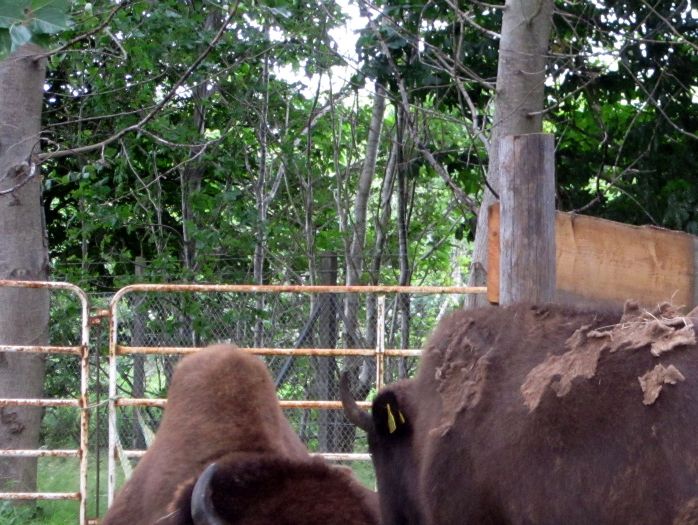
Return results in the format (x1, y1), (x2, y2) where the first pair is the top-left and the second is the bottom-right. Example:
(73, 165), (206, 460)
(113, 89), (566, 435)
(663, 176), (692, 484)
(487, 204), (501, 304)
(487, 202), (698, 309)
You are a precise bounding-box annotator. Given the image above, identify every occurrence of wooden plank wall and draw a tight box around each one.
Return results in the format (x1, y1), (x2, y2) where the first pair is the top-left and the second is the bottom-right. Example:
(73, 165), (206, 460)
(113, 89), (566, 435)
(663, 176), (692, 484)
(487, 203), (698, 309)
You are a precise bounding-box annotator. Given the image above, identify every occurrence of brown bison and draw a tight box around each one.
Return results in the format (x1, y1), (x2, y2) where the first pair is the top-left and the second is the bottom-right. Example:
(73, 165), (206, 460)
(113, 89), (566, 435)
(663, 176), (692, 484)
(103, 345), (379, 525)
(342, 302), (698, 525)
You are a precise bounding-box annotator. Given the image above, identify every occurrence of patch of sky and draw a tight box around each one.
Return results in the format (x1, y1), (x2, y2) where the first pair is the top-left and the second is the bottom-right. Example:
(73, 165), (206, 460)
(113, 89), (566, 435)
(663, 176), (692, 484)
(273, 0), (371, 102)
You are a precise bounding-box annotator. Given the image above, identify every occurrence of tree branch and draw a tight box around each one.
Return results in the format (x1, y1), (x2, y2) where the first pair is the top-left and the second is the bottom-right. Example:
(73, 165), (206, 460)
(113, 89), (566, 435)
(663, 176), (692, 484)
(34, 1), (133, 62)
(359, 0), (480, 215)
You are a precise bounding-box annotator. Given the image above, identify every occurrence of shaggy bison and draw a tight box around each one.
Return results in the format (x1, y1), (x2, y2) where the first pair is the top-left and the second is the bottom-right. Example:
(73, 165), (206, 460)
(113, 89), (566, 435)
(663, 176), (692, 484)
(103, 345), (379, 525)
(342, 302), (698, 525)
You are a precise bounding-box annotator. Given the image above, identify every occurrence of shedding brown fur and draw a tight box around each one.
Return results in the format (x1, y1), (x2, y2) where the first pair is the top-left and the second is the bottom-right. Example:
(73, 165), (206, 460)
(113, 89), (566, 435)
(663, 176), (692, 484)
(103, 345), (378, 525)
(343, 302), (698, 525)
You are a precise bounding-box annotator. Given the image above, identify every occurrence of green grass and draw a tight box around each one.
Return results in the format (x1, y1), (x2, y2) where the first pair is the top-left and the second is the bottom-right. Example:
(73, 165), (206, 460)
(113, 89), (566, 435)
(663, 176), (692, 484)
(349, 460), (377, 489)
(0, 453), (126, 524)
(0, 457), (79, 524)
(0, 453), (375, 524)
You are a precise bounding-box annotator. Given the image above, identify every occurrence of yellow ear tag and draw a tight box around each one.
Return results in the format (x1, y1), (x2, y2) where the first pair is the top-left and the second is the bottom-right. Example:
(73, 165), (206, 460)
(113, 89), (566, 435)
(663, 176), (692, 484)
(386, 403), (397, 434)
(398, 410), (406, 424)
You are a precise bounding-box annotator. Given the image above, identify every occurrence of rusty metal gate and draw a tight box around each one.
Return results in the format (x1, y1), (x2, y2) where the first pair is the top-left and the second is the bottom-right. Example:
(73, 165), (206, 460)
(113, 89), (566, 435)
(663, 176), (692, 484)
(106, 283), (485, 506)
(0, 279), (90, 525)
(0, 280), (486, 523)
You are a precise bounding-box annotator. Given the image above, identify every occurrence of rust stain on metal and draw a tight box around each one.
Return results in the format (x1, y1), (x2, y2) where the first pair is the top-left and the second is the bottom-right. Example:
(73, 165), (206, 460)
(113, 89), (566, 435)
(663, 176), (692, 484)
(0, 398), (80, 407)
(89, 308), (110, 326)
(0, 492), (81, 500)
(0, 344), (82, 355)
(0, 449), (79, 457)
(116, 345), (421, 357)
(114, 397), (370, 410)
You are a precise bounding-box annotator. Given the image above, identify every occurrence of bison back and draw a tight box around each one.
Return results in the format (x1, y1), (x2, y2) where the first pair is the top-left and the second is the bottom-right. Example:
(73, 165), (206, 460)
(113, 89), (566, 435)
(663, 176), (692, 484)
(419, 303), (698, 525)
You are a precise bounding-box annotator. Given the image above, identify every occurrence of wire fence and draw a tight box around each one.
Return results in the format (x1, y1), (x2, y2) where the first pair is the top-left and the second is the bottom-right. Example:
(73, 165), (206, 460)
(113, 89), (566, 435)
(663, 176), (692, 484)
(0, 281), (487, 523)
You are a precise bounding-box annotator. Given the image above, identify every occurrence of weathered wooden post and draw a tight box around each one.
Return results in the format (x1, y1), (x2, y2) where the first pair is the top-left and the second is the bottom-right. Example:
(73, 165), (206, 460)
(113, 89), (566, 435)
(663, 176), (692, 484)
(132, 256), (146, 449)
(499, 133), (556, 305)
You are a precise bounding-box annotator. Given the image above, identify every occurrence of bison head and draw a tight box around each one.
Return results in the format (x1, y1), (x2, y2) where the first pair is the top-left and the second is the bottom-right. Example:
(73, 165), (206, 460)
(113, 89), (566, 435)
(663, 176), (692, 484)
(167, 454), (379, 525)
(340, 372), (426, 525)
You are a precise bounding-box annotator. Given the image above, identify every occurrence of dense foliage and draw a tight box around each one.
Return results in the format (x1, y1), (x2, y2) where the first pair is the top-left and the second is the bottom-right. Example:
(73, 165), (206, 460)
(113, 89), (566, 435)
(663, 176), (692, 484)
(3, 0), (693, 291)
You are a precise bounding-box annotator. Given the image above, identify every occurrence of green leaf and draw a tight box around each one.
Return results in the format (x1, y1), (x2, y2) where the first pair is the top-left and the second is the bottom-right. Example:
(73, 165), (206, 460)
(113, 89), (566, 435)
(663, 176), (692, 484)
(0, 29), (10, 58)
(9, 24), (32, 50)
(0, 1), (29, 29)
(31, 0), (66, 8)
(30, 4), (72, 34)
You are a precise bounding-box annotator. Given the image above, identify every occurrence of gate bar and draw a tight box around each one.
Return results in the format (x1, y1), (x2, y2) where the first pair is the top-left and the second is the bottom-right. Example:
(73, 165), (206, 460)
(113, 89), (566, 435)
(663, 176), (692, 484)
(0, 398), (80, 407)
(0, 492), (81, 500)
(121, 450), (373, 461)
(114, 398), (370, 409)
(0, 449), (80, 457)
(0, 344), (82, 355)
(111, 283), (486, 302)
(115, 346), (422, 357)
(375, 296), (386, 391)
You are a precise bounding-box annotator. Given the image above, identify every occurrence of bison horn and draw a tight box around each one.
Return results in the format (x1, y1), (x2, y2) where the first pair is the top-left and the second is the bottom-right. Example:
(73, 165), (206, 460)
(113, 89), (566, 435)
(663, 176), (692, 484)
(340, 371), (374, 433)
(191, 463), (226, 525)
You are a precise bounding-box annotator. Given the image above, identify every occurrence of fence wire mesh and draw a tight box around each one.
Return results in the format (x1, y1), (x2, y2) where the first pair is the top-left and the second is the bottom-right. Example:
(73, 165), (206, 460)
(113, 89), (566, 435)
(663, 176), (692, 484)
(111, 291), (464, 454)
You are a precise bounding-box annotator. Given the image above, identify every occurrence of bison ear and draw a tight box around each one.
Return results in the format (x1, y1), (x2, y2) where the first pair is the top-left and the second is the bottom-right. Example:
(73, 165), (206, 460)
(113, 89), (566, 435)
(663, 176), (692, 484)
(372, 391), (409, 437)
(191, 463), (226, 525)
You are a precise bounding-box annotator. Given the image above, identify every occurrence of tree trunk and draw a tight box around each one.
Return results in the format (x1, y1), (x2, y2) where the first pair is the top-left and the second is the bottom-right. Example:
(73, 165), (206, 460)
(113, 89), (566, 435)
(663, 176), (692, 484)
(131, 257), (146, 449)
(345, 83), (385, 347)
(180, 9), (222, 276)
(254, 27), (271, 348)
(395, 106), (411, 377)
(0, 44), (49, 495)
(367, 137), (398, 348)
(339, 85), (386, 453)
(171, 9), (224, 385)
(466, 0), (555, 308)
(346, 82), (386, 289)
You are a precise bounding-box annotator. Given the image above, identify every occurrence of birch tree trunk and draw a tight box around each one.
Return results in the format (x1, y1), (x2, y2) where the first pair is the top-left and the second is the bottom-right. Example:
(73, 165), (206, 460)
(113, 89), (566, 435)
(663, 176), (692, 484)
(366, 138), (397, 348)
(253, 27), (271, 348)
(465, 0), (554, 307)
(346, 83), (386, 289)
(345, 83), (386, 351)
(340, 84), (386, 452)
(395, 106), (411, 377)
(0, 44), (49, 495)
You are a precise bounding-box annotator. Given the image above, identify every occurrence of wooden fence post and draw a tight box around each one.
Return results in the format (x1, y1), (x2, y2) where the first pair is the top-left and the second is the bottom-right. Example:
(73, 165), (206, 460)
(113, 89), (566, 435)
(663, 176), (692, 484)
(316, 252), (338, 452)
(499, 133), (556, 305)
